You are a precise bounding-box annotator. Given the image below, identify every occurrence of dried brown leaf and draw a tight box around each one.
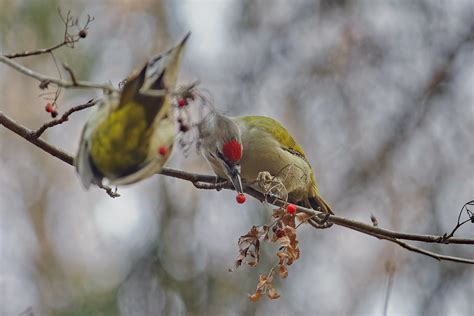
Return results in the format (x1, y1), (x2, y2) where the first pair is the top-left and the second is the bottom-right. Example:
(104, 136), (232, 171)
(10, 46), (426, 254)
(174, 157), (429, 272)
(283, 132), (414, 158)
(296, 213), (312, 223)
(286, 247), (300, 265)
(276, 235), (291, 248)
(281, 213), (296, 228)
(267, 287), (280, 300)
(248, 260), (258, 267)
(279, 264), (288, 279)
(276, 251), (288, 260)
(272, 208), (285, 218)
(233, 225), (270, 270)
(248, 292), (262, 302)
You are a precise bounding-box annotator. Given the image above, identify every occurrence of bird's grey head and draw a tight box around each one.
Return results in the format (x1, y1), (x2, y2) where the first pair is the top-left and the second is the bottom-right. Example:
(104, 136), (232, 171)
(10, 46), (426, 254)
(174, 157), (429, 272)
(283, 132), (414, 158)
(199, 112), (243, 193)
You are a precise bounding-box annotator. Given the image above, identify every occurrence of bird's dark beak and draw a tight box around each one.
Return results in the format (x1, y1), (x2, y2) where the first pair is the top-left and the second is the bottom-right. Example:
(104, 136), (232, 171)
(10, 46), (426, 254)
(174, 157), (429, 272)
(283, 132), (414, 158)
(179, 31), (191, 46)
(226, 164), (243, 194)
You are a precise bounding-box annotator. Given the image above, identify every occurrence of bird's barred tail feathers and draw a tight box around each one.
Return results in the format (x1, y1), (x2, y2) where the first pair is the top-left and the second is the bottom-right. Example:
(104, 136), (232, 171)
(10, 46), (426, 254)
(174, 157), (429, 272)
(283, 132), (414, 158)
(308, 184), (334, 215)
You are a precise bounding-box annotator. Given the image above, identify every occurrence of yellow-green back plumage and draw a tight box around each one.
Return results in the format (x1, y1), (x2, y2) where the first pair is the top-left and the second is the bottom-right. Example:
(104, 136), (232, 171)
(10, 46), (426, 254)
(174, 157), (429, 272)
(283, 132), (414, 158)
(90, 101), (152, 178)
(236, 115), (323, 197)
(75, 34), (189, 188)
(236, 116), (306, 159)
(88, 63), (170, 179)
(236, 115), (332, 213)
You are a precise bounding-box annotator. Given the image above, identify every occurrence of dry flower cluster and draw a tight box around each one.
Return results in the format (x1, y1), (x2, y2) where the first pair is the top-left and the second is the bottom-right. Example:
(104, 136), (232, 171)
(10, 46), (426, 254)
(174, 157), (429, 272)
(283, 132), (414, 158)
(231, 207), (308, 301)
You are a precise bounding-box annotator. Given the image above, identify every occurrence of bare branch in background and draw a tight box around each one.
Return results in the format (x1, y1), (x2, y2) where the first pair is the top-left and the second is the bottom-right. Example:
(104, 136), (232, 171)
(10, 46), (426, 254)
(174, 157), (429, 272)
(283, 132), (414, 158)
(18, 306), (34, 316)
(441, 200), (474, 242)
(383, 261), (396, 316)
(0, 54), (116, 92)
(0, 110), (472, 263)
(342, 25), (474, 195)
(3, 9), (94, 59)
(62, 63), (79, 86)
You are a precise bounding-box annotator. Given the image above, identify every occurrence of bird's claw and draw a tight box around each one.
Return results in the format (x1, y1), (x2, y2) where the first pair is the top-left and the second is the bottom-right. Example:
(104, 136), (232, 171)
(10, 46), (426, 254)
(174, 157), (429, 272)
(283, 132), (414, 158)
(309, 212), (333, 229)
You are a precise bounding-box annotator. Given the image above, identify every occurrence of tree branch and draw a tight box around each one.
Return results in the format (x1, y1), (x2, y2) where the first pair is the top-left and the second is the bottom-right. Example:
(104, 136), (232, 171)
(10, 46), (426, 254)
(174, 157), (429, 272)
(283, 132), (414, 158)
(3, 9), (94, 59)
(0, 55), (117, 92)
(4, 41), (72, 59)
(31, 99), (97, 138)
(0, 110), (118, 198)
(0, 111), (74, 165)
(0, 110), (472, 263)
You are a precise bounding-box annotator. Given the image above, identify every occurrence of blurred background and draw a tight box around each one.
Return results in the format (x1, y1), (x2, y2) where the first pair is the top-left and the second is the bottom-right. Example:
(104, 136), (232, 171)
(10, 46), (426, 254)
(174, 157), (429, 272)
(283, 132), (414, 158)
(1, 0), (473, 315)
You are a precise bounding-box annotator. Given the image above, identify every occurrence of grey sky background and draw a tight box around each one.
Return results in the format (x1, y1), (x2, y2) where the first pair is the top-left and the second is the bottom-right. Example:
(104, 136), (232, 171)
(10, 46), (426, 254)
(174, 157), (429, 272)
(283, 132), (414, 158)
(1, 1), (473, 315)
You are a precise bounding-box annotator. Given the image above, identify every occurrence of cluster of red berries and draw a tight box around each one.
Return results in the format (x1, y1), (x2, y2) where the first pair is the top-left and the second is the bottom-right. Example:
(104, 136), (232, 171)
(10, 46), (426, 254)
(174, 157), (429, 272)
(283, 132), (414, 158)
(45, 103), (58, 118)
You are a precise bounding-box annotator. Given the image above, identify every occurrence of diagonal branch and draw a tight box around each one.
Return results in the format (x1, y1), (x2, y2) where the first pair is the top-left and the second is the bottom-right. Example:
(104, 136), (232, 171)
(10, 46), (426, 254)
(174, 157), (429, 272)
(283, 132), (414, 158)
(0, 110), (472, 263)
(0, 55), (117, 92)
(31, 99), (97, 138)
(0, 110), (118, 197)
(338, 221), (474, 264)
(0, 111), (74, 165)
(4, 41), (72, 59)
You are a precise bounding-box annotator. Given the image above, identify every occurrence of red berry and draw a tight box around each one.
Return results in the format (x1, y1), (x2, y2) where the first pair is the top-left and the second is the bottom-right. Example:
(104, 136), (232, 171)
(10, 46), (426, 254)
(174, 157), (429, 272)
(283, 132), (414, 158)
(158, 146), (168, 156)
(236, 193), (246, 204)
(286, 204), (297, 215)
(45, 103), (53, 113)
(177, 98), (186, 107)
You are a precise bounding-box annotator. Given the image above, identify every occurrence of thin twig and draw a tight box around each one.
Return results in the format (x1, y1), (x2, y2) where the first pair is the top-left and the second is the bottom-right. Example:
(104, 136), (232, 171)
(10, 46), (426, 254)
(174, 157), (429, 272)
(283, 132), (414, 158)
(442, 200), (474, 242)
(347, 224), (474, 264)
(3, 9), (93, 59)
(389, 238), (473, 264)
(4, 42), (71, 59)
(31, 99), (97, 138)
(62, 63), (78, 86)
(372, 228), (474, 264)
(0, 55), (116, 92)
(192, 181), (231, 190)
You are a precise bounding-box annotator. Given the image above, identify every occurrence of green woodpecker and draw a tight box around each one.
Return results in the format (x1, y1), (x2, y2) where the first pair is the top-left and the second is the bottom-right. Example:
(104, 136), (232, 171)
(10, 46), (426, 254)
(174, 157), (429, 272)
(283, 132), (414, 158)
(75, 34), (189, 188)
(199, 112), (333, 216)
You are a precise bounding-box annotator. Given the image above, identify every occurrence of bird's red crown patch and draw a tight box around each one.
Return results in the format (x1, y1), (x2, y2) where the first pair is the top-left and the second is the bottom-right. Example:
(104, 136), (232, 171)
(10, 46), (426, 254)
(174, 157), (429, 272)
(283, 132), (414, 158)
(222, 139), (242, 162)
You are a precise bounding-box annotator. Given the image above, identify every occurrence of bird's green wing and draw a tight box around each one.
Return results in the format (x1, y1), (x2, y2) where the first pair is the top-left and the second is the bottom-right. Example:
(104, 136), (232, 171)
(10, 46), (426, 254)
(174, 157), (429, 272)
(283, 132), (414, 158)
(237, 116), (307, 159)
(119, 64), (148, 109)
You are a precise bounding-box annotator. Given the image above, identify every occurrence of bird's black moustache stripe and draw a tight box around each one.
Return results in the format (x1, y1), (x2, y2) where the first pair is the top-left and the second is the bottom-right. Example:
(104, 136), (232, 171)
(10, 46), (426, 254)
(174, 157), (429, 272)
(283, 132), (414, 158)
(210, 151), (236, 169)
